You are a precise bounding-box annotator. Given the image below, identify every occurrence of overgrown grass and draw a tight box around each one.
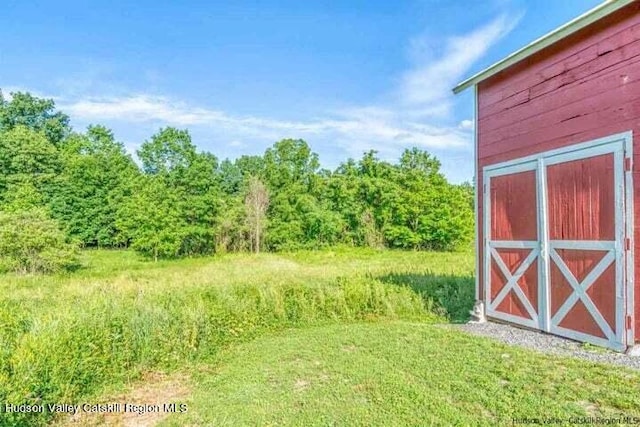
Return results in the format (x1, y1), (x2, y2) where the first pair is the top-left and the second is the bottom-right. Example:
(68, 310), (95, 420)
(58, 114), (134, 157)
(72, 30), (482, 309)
(0, 248), (473, 427)
(166, 322), (640, 426)
(379, 272), (474, 322)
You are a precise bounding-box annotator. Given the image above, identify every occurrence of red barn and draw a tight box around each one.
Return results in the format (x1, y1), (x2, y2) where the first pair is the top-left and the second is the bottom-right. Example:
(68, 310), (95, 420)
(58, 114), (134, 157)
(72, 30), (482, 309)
(454, 0), (640, 351)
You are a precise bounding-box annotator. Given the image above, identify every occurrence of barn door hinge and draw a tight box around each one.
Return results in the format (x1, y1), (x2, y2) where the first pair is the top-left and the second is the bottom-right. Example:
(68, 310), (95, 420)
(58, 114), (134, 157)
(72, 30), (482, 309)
(627, 315), (633, 330)
(626, 238), (631, 251)
(625, 157), (632, 172)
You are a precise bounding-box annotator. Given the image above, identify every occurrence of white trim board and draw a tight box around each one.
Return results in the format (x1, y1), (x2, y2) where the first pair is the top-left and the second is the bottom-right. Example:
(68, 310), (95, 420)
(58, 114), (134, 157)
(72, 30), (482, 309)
(484, 131), (632, 173)
(474, 85), (480, 302)
(625, 133), (635, 345)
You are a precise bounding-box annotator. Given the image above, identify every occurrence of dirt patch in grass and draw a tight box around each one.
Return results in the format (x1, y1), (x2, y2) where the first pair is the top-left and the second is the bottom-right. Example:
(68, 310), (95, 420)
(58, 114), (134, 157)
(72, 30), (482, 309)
(293, 379), (310, 392)
(577, 401), (599, 416)
(55, 372), (190, 427)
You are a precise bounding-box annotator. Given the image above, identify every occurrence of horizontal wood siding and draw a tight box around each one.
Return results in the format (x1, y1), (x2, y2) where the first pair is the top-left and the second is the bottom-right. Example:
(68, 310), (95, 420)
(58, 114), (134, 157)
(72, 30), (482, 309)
(476, 3), (640, 340)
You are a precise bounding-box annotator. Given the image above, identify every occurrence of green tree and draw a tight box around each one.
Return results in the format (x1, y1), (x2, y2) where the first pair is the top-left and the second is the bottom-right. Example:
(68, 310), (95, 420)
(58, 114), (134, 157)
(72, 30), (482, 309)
(218, 159), (244, 195)
(137, 127), (196, 175)
(325, 160), (364, 246)
(117, 176), (185, 261)
(429, 183), (474, 250)
(261, 139), (341, 249)
(0, 91), (70, 146)
(356, 151), (399, 244)
(50, 126), (139, 247)
(2, 181), (44, 212)
(235, 155), (265, 180)
(0, 90), (476, 260)
(263, 139), (319, 189)
(176, 151), (223, 256)
(0, 125), (60, 199)
(383, 148), (472, 250)
(215, 196), (248, 253)
(122, 127), (223, 258)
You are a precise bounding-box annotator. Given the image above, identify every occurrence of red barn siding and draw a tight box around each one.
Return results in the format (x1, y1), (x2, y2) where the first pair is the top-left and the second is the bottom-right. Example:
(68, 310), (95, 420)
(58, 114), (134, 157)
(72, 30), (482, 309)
(476, 3), (640, 338)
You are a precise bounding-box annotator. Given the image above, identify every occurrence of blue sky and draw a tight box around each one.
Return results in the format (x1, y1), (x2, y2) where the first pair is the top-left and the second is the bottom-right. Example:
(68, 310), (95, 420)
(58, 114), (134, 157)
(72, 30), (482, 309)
(1, 0), (602, 183)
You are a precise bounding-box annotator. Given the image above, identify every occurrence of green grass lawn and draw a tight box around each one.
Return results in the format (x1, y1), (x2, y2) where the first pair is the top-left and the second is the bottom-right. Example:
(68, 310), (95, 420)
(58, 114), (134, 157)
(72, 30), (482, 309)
(164, 322), (640, 426)
(1, 248), (639, 426)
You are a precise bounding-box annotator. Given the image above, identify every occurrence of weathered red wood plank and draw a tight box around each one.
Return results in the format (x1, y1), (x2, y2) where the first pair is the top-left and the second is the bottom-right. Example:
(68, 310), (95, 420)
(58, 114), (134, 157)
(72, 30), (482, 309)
(490, 172), (538, 241)
(480, 43), (599, 108)
(484, 21), (640, 108)
(480, 97), (640, 161)
(479, 80), (640, 156)
(480, 42), (640, 124)
(480, 64), (640, 140)
(479, 7), (640, 109)
(546, 154), (615, 241)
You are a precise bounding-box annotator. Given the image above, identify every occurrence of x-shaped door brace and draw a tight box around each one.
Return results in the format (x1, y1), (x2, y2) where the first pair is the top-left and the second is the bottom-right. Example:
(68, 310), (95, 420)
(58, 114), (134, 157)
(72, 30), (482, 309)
(550, 247), (616, 340)
(489, 246), (538, 321)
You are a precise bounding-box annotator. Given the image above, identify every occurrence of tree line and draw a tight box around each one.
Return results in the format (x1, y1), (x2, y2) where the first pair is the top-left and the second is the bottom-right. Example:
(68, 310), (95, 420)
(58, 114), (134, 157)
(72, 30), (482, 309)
(0, 90), (474, 272)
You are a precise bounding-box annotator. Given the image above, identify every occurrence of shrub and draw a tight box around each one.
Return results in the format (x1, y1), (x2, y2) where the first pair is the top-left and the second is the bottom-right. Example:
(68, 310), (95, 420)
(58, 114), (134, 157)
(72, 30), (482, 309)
(0, 208), (79, 274)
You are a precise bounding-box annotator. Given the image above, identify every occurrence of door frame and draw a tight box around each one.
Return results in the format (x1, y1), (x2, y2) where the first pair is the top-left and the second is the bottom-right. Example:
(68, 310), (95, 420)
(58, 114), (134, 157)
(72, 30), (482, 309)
(482, 131), (634, 350)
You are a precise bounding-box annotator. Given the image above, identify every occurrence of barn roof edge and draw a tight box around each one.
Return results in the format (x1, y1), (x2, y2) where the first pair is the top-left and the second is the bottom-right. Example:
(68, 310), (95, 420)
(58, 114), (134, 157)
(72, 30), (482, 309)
(452, 0), (636, 94)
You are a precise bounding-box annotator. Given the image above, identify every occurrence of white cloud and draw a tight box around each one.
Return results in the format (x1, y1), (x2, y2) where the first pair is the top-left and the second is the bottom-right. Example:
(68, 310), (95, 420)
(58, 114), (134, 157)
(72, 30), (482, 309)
(64, 95), (225, 125)
(60, 95), (469, 154)
(229, 140), (245, 148)
(1, 86), (60, 101)
(459, 119), (474, 130)
(400, 14), (521, 112)
(9, 11), (518, 182)
(63, 95), (321, 132)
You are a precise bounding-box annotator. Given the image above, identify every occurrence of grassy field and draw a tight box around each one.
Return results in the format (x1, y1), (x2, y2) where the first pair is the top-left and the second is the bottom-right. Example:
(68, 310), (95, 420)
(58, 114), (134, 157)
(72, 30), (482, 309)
(1, 248), (639, 426)
(166, 322), (640, 426)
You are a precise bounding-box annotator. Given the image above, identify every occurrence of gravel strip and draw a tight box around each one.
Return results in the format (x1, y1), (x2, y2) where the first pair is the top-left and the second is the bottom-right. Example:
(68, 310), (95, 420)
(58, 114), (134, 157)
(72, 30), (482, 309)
(452, 321), (640, 370)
